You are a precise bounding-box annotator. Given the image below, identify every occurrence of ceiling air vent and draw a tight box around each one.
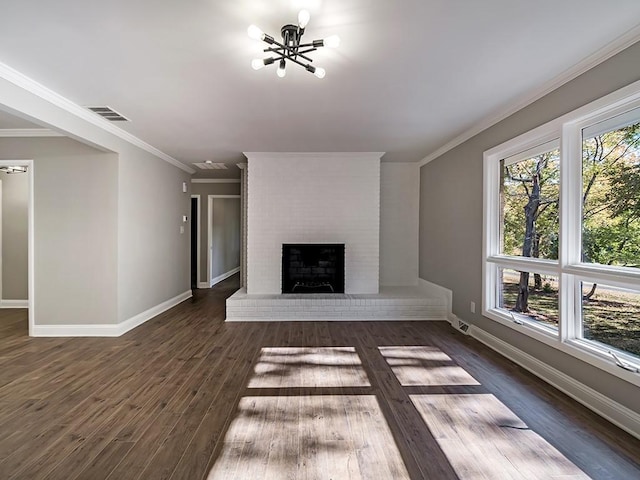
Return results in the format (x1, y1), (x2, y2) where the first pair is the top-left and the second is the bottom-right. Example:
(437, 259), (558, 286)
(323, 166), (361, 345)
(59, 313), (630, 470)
(194, 162), (227, 170)
(86, 106), (130, 122)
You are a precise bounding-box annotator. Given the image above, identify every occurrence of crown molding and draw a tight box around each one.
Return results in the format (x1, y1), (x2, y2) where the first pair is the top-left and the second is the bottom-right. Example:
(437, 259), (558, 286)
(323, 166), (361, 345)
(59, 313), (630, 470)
(244, 152), (385, 161)
(191, 178), (241, 184)
(0, 128), (64, 137)
(419, 24), (640, 167)
(0, 61), (195, 174)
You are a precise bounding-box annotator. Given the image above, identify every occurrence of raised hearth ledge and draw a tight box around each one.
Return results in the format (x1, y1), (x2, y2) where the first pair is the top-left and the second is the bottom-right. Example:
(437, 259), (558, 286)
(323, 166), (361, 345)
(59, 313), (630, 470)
(225, 286), (447, 322)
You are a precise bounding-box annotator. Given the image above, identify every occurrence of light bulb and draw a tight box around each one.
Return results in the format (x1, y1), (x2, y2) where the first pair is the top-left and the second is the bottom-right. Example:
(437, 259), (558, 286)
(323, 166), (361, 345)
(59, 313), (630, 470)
(323, 35), (340, 48)
(251, 58), (265, 70)
(277, 59), (286, 78)
(247, 24), (264, 41)
(314, 67), (326, 79)
(298, 9), (311, 29)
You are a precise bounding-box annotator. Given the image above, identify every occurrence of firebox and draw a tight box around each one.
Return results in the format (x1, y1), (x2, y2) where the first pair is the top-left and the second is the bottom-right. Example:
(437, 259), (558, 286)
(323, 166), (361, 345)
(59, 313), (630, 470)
(282, 244), (345, 294)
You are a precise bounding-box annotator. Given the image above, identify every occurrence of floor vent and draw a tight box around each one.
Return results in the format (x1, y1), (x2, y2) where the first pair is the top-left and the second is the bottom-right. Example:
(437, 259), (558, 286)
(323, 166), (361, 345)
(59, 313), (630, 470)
(452, 318), (470, 335)
(86, 106), (130, 122)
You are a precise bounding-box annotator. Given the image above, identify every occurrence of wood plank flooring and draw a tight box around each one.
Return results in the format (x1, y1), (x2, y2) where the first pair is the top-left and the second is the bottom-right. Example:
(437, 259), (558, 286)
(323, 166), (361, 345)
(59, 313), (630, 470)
(0, 275), (639, 479)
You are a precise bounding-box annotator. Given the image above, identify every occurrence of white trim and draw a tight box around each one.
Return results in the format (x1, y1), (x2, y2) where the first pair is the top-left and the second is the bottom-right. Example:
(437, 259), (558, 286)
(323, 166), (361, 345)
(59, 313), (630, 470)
(207, 195), (212, 285)
(0, 160), (34, 333)
(419, 24), (640, 167)
(503, 139), (560, 167)
(191, 195), (201, 288)
(210, 267), (240, 287)
(470, 325), (640, 440)
(27, 160), (34, 335)
(0, 61), (195, 174)
(0, 299), (28, 308)
(0, 177), (2, 304)
(32, 290), (192, 337)
(191, 178), (241, 184)
(0, 128), (64, 137)
(244, 152), (385, 161)
(207, 194), (242, 287)
(198, 281), (210, 289)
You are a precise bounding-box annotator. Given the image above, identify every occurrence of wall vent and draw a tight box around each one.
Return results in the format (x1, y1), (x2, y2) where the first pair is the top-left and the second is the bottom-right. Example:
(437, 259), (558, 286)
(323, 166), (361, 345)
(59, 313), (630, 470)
(86, 106), (130, 122)
(194, 162), (228, 170)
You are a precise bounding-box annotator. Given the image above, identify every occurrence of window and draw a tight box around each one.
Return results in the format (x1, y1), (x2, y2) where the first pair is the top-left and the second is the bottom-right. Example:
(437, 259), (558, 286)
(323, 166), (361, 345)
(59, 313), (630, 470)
(500, 142), (560, 260)
(581, 109), (640, 269)
(484, 80), (640, 385)
(498, 268), (559, 331)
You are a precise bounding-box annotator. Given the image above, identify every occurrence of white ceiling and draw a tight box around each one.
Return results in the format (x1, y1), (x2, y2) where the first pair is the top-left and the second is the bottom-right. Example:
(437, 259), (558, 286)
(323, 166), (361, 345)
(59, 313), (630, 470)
(1, 0), (640, 177)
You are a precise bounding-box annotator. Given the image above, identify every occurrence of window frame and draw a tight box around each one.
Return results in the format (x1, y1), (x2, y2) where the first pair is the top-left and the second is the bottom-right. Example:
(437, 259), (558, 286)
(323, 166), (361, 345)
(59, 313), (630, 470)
(483, 79), (640, 387)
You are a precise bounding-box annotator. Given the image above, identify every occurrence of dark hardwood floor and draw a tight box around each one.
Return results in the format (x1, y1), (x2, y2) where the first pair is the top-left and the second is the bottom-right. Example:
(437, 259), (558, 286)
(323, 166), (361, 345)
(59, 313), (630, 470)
(1, 275), (639, 479)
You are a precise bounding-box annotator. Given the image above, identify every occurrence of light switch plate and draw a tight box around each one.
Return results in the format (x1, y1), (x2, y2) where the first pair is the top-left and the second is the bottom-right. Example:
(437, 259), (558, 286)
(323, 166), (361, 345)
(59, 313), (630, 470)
(182, 182), (187, 193)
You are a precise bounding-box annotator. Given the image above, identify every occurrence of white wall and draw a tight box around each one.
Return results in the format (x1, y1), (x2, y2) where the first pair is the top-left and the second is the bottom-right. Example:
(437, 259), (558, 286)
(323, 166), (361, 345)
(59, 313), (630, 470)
(246, 153), (381, 295)
(0, 137), (119, 325)
(117, 144), (191, 322)
(1, 170), (28, 300)
(379, 163), (419, 286)
(210, 197), (241, 280)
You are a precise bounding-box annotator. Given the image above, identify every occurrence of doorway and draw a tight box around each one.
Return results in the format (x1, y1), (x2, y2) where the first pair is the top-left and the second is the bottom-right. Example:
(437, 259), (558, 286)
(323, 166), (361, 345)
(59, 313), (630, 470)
(0, 160), (34, 335)
(207, 195), (241, 287)
(190, 195), (200, 290)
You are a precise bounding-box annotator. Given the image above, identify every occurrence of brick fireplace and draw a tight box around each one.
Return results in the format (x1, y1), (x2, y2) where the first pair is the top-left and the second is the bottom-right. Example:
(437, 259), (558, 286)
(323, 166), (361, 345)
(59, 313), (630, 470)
(245, 152), (381, 295)
(226, 153), (447, 322)
(282, 243), (345, 294)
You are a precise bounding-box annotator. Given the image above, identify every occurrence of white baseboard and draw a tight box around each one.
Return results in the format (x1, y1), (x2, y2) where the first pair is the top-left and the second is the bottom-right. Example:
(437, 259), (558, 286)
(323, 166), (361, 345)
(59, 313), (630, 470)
(210, 267), (240, 287)
(471, 325), (640, 440)
(197, 281), (210, 289)
(0, 299), (28, 308)
(32, 290), (192, 337)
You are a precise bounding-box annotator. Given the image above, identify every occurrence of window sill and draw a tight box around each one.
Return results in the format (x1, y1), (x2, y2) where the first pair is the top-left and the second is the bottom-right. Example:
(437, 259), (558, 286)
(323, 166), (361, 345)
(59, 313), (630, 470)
(483, 307), (640, 388)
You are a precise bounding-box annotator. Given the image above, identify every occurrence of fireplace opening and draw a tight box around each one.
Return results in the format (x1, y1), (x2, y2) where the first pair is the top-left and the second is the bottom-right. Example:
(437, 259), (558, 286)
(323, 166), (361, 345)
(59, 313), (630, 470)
(282, 244), (345, 294)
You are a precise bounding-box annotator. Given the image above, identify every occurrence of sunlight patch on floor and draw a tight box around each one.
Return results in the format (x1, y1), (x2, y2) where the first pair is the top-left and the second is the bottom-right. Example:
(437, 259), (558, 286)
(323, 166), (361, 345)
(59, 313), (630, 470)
(379, 346), (481, 386)
(248, 346), (371, 388)
(206, 395), (410, 480)
(409, 393), (590, 479)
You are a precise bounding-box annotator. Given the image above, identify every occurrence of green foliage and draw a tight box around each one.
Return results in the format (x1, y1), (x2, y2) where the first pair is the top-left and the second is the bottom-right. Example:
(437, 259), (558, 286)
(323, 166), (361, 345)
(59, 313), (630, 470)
(582, 122), (640, 268)
(500, 120), (640, 354)
(501, 150), (560, 260)
(501, 122), (640, 268)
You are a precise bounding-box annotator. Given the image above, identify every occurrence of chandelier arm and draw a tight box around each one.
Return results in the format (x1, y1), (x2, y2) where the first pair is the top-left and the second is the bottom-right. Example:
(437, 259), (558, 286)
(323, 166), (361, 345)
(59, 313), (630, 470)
(280, 55), (313, 70)
(296, 42), (321, 48)
(264, 46), (314, 63)
(263, 47), (287, 55)
(283, 51), (314, 63)
(262, 37), (289, 52)
(296, 48), (318, 56)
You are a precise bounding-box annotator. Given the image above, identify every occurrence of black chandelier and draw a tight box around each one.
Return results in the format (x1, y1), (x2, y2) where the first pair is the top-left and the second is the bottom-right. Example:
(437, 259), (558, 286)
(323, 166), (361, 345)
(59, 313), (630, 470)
(248, 9), (340, 79)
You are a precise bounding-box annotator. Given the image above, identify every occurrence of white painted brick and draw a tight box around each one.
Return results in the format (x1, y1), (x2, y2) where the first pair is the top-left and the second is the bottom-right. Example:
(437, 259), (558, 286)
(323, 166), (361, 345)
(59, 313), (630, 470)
(246, 153), (381, 295)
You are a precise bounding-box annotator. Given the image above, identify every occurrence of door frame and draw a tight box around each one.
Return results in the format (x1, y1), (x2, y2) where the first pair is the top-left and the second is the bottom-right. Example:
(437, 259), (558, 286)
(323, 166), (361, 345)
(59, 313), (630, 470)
(207, 195), (241, 287)
(190, 195), (201, 288)
(0, 159), (34, 335)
